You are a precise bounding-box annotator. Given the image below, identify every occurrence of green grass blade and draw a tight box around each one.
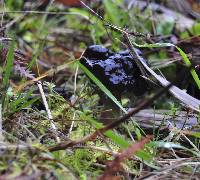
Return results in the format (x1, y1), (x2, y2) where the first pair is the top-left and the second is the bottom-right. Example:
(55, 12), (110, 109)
(78, 61), (145, 135)
(10, 89), (37, 112)
(176, 47), (200, 89)
(1, 43), (15, 108)
(81, 113), (129, 148)
(2, 43), (15, 88)
(78, 61), (127, 113)
(150, 141), (200, 157)
(103, 0), (121, 25)
(81, 113), (155, 164)
(15, 97), (38, 112)
(189, 132), (200, 138)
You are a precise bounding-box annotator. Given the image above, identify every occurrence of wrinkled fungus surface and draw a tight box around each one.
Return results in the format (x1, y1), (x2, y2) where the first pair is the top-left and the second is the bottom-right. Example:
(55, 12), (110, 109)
(80, 45), (148, 96)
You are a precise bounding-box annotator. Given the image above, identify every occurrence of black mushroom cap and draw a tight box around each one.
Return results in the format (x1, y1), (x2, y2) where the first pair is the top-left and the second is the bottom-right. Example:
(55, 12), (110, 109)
(80, 45), (148, 96)
(82, 45), (113, 60)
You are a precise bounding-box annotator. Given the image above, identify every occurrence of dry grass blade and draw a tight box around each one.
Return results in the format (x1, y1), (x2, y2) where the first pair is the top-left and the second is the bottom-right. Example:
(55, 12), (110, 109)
(125, 34), (200, 112)
(142, 59), (200, 112)
(133, 109), (198, 129)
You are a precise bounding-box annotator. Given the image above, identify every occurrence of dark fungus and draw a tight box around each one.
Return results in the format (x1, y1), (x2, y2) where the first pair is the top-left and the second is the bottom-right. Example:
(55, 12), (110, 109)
(80, 45), (148, 97)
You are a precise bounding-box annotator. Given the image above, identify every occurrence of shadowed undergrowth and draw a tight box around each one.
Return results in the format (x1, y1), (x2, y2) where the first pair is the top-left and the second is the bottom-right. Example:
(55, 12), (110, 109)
(0, 0), (200, 179)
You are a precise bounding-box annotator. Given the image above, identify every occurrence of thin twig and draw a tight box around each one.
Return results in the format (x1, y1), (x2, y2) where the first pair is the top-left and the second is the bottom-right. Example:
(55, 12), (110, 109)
(123, 33), (148, 77)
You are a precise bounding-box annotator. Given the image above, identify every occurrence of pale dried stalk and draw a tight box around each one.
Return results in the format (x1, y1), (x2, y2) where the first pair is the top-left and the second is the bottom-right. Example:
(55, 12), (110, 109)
(37, 81), (60, 142)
